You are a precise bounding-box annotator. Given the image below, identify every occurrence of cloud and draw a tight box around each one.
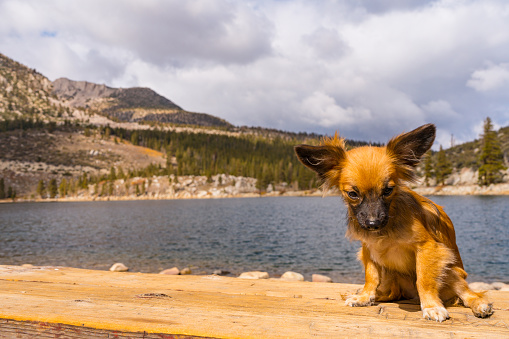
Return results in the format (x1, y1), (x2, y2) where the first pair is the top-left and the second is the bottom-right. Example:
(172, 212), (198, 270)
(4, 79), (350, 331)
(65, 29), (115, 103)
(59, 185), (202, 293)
(467, 62), (509, 92)
(302, 27), (349, 60)
(300, 92), (371, 127)
(1, 0), (509, 146)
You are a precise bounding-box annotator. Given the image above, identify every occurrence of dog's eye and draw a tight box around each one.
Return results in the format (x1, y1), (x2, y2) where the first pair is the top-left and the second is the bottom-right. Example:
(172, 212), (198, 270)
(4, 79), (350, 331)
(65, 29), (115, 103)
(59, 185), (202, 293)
(347, 191), (359, 200)
(383, 187), (394, 197)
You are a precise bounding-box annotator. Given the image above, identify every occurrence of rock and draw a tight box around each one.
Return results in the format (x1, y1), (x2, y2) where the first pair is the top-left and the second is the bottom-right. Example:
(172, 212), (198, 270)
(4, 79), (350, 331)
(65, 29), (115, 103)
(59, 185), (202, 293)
(491, 282), (508, 290)
(312, 274), (332, 283)
(469, 282), (494, 291)
(160, 267), (180, 275)
(238, 271), (269, 279)
(109, 263), (129, 272)
(180, 267), (192, 275)
(280, 271), (304, 281)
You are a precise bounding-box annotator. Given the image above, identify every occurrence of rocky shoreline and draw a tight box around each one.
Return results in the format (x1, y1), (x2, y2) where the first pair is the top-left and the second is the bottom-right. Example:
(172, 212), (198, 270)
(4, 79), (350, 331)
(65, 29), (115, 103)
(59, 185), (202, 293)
(104, 262), (509, 290)
(1, 163), (509, 203)
(2, 181), (509, 204)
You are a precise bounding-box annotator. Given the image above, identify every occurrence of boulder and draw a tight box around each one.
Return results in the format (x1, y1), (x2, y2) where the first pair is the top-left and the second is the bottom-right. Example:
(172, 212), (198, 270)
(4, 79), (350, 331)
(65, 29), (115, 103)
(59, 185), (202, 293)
(109, 263), (129, 272)
(280, 271), (304, 281)
(160, 267), (180, 275)
(312, 274), (332, 283)
(238, 271), (269, 279)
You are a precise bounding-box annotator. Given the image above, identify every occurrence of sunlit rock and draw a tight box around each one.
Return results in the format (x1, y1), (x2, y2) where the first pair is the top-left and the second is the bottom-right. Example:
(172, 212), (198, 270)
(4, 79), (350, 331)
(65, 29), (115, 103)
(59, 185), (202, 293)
(109, 263), (129, 272)
(280, 271), (304, 281)
(160, 267), (180, 275)
(312, 274), (332, 283)
(238, 271), (269, 279)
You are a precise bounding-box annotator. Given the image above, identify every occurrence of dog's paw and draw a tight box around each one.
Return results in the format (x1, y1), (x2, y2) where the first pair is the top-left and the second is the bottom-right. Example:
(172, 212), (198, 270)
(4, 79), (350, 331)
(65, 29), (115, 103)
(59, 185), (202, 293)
(471, 301), (494, 318)
(345, 294), (374, 307)
(422, 306), (449, 322)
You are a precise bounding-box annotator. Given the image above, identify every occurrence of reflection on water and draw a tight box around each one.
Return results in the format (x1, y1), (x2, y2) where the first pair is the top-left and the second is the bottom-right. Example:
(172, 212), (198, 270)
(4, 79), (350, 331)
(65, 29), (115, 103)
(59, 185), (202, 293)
(0, 195), (507, 283)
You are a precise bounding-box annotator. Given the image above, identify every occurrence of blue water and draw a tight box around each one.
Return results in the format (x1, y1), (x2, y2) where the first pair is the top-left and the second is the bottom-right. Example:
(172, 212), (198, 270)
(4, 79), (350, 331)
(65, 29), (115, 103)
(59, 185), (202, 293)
(0, 196), (507, 283)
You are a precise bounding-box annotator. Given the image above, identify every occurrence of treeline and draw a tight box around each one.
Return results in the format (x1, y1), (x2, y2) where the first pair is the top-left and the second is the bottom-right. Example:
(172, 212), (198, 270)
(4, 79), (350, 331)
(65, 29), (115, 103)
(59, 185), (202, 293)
(0, 178), (16, 200)
(422, 117), (507, 186)
(0, 116), (80, 133)
(34, 168), (156, 200)
(106, 126), (321, 190)
(3, 116), (505, 198)
(102, 126), (375, 190)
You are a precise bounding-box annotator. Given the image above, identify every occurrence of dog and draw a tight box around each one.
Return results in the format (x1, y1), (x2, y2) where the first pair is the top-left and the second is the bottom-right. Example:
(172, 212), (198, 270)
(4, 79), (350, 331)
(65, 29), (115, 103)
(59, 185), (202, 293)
(294, 124), (493, 322)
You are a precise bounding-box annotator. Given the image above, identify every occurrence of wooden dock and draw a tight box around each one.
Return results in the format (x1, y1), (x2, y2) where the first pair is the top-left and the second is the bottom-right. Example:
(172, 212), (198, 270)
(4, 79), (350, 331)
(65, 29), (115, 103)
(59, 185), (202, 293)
(0, 265), (507, 338)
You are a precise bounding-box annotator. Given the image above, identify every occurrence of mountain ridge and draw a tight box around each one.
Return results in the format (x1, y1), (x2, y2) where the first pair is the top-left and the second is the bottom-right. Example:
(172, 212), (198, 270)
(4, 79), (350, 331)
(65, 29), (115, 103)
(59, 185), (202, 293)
(52, 77), (232, 128)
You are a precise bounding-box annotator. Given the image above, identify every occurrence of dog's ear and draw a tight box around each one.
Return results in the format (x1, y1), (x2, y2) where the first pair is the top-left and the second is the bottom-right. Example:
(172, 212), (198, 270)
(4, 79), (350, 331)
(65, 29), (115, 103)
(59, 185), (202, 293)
(386, 123), (436, 182)
(294, 143), (346, 182)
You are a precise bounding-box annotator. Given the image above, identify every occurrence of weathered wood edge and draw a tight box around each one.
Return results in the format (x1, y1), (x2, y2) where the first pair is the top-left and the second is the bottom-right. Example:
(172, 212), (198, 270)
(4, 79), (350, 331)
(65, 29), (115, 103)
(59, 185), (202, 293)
(0, 319), (211, 339)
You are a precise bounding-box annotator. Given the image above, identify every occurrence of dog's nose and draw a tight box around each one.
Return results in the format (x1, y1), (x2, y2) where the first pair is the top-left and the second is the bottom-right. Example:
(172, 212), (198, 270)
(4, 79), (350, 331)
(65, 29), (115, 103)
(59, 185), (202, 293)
(366, 218), (381, 229)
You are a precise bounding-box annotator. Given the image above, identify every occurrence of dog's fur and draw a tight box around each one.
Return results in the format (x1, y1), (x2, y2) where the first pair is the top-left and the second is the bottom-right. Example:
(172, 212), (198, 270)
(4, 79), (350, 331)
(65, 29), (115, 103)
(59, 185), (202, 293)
(294, 124), (493, 322)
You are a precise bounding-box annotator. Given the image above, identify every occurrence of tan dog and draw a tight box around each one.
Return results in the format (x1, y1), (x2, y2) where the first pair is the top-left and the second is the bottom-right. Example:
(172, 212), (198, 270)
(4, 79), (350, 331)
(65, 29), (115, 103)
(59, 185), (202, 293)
(294, 124), (493, 322)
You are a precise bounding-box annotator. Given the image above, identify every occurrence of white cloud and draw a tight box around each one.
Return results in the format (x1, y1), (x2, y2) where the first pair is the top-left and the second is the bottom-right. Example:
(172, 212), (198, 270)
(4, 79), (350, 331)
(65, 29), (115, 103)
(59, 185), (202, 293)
(300, 92), (371, 127)
(1, 0), (509, 145)
(467, 62), (509, 92)
(302, 27), (349, 60)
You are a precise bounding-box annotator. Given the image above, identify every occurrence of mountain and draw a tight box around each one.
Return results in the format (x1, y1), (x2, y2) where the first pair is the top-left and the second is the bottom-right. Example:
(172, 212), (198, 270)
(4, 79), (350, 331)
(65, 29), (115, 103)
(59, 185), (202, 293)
(52, 78), (231, 128)
(0, 53), (56, 121)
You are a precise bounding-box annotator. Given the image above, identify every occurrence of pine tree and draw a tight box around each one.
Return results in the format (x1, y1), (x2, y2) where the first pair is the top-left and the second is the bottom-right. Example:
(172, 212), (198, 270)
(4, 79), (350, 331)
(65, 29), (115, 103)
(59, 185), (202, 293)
(81, 172), (88, 189)
(109, 166), (117, 181)
(0, 178), (5, 199)
(117, 166), (125, 179)
(478, 117), (506, 185)
(59, 178), (68, 198)
(37, 180), (46, 198)
(435, 145), (452, 185)
(48, 179), (58, 198)
(7, 187), (15, 200)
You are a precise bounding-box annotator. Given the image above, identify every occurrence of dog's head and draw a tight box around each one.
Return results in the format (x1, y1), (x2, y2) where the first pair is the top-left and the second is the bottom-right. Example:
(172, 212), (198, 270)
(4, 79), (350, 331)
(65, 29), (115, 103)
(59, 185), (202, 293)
(295, 124), (435, 231)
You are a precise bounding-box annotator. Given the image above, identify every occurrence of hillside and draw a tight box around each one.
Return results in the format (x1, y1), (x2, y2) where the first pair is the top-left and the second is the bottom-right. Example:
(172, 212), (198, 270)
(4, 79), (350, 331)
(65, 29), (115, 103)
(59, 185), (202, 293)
(0, 53), (63, 121)
(0, 52), (508, 200)
(52, 78), (232, 128)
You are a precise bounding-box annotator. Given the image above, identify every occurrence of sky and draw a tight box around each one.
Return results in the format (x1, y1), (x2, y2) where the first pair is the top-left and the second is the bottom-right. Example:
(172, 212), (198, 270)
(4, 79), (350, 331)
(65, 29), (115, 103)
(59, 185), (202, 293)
(1, 0), (509, 147)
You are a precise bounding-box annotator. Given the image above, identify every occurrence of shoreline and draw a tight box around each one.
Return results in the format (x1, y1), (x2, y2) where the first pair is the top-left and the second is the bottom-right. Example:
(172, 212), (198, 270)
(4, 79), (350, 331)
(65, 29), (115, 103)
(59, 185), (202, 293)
(8, 264), (509, 288)
(2, 183), (509, 203)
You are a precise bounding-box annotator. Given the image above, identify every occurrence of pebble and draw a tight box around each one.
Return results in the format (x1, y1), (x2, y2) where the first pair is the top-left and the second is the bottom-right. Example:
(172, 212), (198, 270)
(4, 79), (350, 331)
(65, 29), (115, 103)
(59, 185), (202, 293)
(312, 274), (332, 283)
(109, 263), (129, 272)
(160, 267), (180, 275)
(280, 271), (304, 281)
(238, 271), (269, 279)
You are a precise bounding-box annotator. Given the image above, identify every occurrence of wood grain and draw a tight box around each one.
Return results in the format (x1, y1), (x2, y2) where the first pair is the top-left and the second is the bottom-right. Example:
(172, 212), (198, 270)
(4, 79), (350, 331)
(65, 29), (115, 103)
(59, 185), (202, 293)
(0, 265), (507, 338)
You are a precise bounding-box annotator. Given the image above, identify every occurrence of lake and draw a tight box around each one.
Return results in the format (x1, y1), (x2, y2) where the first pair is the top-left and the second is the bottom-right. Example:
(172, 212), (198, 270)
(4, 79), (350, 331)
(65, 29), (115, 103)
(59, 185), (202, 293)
(0, 195), (507, 283)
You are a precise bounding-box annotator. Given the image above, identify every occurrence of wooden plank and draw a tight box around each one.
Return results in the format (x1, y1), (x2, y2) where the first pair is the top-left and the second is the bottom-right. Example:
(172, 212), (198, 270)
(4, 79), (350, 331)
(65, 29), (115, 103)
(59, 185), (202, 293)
(0, 265), (508, 338)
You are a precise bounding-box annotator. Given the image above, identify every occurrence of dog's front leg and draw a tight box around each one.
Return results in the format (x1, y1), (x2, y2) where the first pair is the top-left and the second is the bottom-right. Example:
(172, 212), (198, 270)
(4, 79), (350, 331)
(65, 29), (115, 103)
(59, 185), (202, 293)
(416, 242), (452, 322)
(345, 245), (379, 307)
